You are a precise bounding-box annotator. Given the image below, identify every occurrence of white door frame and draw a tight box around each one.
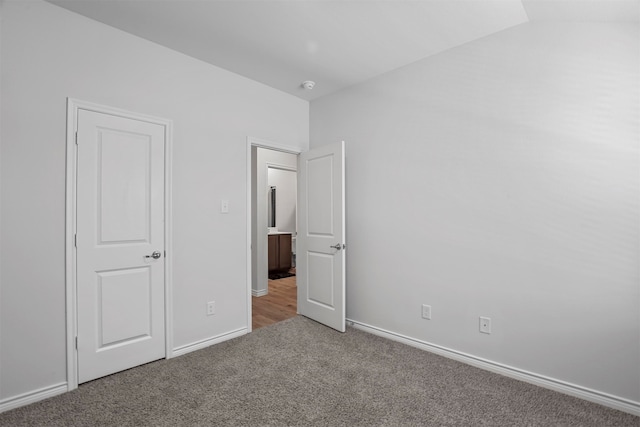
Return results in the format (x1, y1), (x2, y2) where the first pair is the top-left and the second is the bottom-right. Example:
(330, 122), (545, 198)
(65, 98), (174, 390)
(246, 137), (301, 332)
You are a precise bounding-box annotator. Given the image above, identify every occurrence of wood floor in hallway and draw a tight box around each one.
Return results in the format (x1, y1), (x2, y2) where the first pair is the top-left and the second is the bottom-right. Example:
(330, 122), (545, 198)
(252, 275), (297, 330)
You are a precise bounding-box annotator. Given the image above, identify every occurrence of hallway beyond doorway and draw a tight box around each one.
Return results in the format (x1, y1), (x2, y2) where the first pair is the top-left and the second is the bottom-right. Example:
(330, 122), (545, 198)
(252, 274), (297, 330)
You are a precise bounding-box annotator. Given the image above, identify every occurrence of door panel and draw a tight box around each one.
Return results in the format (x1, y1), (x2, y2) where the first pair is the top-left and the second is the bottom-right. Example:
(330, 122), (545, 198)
(307, 155), (334, 234)
(76, 109), (166, 383)
(297, 141), (345, 332)
(98, 130), (151, 244)
(97, 267), (151, 347)
(307, 252), (334, 307)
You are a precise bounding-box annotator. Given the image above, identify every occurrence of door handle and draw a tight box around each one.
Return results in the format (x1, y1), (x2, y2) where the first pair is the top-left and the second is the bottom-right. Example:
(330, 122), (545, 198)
(329, 244), (345, 250)
(145, 251), (162, 259)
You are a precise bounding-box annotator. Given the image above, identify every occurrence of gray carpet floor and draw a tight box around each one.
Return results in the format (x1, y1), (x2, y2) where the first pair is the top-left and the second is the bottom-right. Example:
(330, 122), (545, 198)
(0, 316), (637, 426)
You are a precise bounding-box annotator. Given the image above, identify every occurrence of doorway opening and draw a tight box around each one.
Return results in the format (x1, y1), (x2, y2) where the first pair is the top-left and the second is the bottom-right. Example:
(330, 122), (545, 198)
(248, 139), (300, 331)
(247, 139), (346, 333)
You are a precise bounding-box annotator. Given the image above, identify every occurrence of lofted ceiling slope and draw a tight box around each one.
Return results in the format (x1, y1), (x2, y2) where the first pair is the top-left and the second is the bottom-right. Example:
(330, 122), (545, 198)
(45, 0), (639, 101)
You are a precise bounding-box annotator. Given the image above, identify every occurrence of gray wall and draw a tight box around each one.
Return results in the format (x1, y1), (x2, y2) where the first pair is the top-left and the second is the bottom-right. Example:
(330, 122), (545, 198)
(0, 0), (308, 403)
(311, 22), (639, 404)
(268, 168), (297, 234)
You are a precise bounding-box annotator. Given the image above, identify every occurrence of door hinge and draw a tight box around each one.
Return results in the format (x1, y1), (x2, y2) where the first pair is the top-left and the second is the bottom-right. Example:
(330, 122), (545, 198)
(75, 336), (78, 350)
(75, 131), (78, 145)
(74, 234), (77, 248)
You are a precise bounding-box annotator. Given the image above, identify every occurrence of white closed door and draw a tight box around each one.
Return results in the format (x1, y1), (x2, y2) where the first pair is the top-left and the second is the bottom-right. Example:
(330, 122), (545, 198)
(76, 109), (166, 383)
(297, 141), (346, 332)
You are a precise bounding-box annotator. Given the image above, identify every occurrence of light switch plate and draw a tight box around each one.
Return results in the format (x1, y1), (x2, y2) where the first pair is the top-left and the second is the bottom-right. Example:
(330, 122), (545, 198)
(421, 304), (431, 320)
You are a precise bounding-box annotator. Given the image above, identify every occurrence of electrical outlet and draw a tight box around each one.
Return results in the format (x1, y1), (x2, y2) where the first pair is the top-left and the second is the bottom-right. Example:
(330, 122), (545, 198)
(421, 304), (431, 320)
(207, 301), (216, 316)
(479, 316), (491, 334)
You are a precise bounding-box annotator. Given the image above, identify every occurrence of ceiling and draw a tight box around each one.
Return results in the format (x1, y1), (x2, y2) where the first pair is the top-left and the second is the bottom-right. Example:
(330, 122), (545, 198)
(46, 0), (639, 101)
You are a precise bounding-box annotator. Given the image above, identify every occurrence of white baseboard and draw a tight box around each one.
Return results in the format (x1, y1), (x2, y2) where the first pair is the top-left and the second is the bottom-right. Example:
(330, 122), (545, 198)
(171, 327), (248, 358)
(0, 328), (249, 414)
(252, 289), (268, 297)
(347, 318), (640, 417)
(0, 382), (68, 414)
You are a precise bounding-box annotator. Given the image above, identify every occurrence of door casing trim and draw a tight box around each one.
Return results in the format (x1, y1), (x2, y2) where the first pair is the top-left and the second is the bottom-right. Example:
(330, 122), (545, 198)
(65, 98), (174, 390)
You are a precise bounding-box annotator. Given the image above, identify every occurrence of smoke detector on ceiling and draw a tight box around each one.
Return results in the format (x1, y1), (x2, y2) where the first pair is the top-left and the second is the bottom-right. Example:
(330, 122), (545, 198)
(302, 80), (315, 90)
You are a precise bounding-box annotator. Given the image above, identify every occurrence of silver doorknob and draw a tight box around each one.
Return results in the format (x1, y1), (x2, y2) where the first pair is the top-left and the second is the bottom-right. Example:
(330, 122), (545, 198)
(145, 251), (162, 259)
(329, 244), (343, 250)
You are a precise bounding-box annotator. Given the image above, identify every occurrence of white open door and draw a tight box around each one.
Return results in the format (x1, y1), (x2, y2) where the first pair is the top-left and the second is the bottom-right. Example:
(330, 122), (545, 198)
(297, 141), (346, 332)
(76, 109), (166, 383)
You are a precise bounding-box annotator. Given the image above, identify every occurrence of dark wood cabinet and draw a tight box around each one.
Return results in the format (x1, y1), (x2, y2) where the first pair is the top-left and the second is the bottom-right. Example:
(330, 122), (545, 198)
(268, 235), (278, 271)
(268, 233), (292, 273)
